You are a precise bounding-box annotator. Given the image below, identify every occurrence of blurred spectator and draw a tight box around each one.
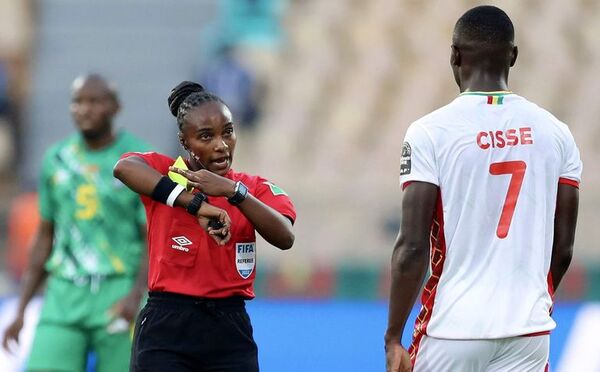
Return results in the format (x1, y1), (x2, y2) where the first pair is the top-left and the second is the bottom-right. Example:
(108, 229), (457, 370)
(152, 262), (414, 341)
(0, 60), (9, 115)
(201, 45), (258, 129)
(215, 0), (286, 49)
(0, 61), (14, 175)
(0, 117), (14, 175)
(6, 193), (39, 280)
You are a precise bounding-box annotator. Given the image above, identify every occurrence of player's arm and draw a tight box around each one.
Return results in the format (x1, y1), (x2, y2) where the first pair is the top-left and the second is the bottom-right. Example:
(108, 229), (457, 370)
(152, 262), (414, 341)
(385, 182), (438, 370)
(110, 224), (148, 323)
(2, 220), (54, 352)
(550, 183), (579, 290)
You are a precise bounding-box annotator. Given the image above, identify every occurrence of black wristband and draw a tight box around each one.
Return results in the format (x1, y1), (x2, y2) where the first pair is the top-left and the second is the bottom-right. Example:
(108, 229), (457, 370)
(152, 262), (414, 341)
(151, 176), (182, 206)
(228, 181), (248, 205)
(186, 192), (208, 216)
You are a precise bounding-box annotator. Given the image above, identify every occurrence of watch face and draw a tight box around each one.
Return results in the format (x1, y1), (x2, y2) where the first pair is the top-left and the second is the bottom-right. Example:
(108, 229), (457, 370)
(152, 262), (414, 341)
(228, 182), (248, 205)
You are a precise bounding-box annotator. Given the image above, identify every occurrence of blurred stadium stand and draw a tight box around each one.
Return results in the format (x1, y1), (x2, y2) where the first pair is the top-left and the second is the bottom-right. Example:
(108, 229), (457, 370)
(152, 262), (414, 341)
(0, 0), (599, 301)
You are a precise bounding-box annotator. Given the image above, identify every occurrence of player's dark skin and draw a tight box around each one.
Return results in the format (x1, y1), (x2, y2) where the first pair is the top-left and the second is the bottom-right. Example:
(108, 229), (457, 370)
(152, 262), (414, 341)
(2, 75), (149, 353)
(384, 24), (579, 372)
(114, 100), (295, 249)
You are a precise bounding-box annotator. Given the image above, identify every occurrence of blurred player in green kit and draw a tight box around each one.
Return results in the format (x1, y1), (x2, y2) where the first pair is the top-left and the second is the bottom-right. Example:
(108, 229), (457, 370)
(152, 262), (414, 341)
(2, 74), (151, 371)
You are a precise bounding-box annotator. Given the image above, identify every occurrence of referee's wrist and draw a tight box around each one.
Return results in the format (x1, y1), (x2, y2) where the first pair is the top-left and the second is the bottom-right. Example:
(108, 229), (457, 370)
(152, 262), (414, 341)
(173, 192), (195, 209)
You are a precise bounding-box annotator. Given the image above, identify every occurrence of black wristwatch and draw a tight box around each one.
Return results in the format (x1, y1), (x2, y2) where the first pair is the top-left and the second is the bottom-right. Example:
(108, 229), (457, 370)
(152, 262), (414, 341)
(186, 192), (208, 216)
(228, 181), (248, 205)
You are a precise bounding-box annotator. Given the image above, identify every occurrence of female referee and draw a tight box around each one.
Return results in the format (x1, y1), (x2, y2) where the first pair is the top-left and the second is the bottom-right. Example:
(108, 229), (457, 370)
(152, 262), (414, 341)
(113, 81), (296, 372)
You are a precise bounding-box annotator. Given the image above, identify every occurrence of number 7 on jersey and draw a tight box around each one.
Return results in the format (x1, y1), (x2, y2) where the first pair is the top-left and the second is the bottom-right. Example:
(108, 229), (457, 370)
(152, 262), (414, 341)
(489, 161), (527, 239)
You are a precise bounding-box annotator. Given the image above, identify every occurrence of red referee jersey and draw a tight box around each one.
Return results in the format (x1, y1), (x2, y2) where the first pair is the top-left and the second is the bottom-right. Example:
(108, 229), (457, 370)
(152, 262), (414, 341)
(120, 152), (296, 299)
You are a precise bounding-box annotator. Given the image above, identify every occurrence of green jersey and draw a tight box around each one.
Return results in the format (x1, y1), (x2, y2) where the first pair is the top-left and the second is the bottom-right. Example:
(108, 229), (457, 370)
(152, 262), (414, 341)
(39, 131), (151, 278)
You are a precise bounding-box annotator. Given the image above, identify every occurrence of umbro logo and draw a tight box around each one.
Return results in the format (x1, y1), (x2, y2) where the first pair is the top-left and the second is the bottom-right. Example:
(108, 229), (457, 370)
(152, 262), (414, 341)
(171, 236), (192, 252)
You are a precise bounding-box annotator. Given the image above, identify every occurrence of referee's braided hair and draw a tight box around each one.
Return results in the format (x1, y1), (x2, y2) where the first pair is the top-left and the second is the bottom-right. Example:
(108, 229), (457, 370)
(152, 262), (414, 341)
(167, 81), (225, 130)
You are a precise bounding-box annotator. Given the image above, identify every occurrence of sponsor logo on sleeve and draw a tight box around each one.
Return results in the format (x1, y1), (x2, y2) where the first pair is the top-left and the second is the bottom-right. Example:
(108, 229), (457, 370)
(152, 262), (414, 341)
(235, 242), (256, 279)
(400, 142), (412, 175)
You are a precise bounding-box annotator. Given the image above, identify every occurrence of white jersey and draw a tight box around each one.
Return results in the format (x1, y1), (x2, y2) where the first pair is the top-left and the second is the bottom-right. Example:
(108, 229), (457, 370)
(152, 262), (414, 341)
(399, 92), (582, 340)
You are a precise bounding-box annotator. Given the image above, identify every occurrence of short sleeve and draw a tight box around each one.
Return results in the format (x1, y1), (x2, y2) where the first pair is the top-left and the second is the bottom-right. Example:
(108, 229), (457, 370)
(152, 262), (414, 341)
(38, 151), (55, 221)
(119, 151), (173, 175)
(559, 127), (582, 186)
(399, 123), (438, 189)
(253, 178), (296, 224)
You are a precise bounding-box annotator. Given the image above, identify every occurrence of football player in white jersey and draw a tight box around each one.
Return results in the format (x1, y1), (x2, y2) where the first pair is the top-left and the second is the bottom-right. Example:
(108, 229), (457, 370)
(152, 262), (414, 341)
(385, 5), (581, 372)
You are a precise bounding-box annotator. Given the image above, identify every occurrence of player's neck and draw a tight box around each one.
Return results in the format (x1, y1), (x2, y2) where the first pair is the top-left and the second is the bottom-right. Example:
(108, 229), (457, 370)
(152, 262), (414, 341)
(82, 130), (116, 151)
(459, 69), (510, 93)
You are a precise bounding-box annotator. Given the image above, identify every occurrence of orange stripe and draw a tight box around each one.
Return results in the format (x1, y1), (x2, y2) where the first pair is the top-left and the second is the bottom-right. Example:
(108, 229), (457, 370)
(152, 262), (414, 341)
(409, 332), (425, 367)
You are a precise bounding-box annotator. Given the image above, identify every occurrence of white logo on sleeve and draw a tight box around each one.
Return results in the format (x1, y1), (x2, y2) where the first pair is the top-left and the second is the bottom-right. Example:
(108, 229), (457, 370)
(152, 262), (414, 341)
(236, 242), (256, 279)
(171, 236), (192, 252)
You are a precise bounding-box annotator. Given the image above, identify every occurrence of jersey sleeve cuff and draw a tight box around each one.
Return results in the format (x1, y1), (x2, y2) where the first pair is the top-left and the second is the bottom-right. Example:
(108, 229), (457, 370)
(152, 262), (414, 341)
(401, 181), (413, 191)
(400, 175), (439, 190)
(559, 177), (580, 188)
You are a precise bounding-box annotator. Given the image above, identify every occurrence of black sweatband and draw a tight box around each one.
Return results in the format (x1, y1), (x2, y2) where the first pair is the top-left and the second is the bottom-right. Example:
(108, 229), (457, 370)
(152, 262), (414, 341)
(151, 176), (179, 205)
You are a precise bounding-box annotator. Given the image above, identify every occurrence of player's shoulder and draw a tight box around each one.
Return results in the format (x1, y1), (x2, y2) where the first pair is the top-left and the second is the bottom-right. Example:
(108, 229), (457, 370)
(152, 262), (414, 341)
(414, 100), (461, 127)
(116, 130), (154, 152)
(42, 133), (79, 160)
(405, 101), (460, 143)
(517, 96), (573, 137)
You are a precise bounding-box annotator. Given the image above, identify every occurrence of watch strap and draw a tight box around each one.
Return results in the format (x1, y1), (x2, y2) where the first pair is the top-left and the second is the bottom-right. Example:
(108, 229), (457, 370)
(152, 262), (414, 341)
(186, 192), (208, 216)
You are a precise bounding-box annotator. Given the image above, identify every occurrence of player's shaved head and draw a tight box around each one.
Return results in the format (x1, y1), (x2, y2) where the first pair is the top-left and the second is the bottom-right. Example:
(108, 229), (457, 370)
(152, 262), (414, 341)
(453, 6), (514, 47)
(450, 6), (518, 91)
(70, 73), (121, 142)
(71, 73), (119, 103)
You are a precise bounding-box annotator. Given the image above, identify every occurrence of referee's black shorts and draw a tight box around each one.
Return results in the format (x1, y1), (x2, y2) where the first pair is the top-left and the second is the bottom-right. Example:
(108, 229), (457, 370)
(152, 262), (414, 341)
(130, 291), (259, 372)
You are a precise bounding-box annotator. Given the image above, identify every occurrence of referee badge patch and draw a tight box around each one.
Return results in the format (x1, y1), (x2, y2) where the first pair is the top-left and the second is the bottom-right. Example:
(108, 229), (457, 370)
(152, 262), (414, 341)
(400, 142), (412, 175)
(263, 181), (288, 196)
(235, 242), (256, 279)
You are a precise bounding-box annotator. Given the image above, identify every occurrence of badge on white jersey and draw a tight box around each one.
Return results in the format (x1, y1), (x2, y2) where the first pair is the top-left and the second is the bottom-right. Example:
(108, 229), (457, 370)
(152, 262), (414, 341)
(400, 142), (412, 175)
(235, 242), (256, 279)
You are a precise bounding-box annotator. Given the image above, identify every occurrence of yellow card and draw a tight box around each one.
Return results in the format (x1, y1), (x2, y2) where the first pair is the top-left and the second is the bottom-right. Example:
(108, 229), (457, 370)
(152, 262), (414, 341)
(168, 156), (190, 190)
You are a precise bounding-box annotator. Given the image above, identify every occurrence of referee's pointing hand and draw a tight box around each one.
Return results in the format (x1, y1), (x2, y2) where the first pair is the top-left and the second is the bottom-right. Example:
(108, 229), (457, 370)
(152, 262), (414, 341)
(169, 167), (236, 198)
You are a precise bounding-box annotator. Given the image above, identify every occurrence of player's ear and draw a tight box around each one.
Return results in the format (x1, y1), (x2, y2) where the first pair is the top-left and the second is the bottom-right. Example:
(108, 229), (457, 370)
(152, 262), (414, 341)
(510, 45), (518, 67)
(450, 45), (461, 67)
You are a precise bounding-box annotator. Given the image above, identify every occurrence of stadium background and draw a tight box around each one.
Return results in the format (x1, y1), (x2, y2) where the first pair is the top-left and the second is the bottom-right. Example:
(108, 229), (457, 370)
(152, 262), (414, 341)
(0, 0), (598, 371)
